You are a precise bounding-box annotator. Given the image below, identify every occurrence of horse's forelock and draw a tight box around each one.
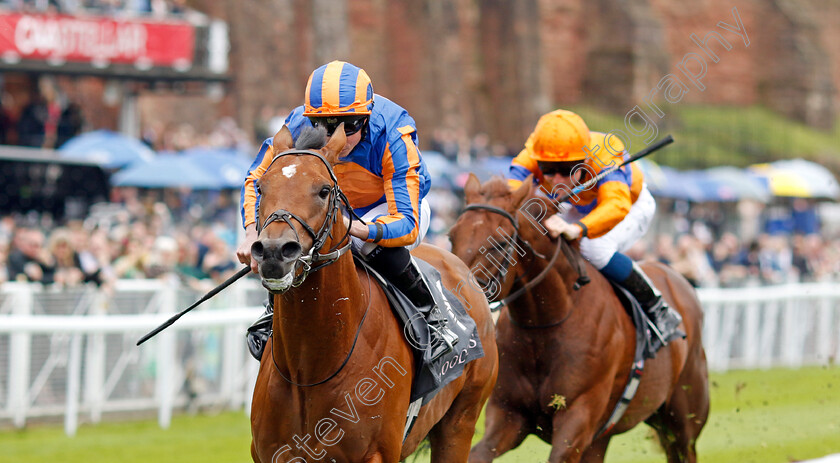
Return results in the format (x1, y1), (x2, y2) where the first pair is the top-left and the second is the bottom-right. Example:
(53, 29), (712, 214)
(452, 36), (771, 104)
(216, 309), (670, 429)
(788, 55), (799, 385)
(482, 176), (513, 199)
(294, 126), (328, 150)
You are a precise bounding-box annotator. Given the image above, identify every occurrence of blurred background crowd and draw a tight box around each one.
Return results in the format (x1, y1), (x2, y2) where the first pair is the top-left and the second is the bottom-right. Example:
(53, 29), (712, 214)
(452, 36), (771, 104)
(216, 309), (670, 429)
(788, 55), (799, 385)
(0, 0), (192, 17)
(3, 112), (839, 292)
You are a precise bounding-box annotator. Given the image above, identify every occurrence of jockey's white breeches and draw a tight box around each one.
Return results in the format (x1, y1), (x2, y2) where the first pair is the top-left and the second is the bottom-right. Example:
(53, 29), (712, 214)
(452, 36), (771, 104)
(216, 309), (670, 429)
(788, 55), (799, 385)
(558, 184), (655, 270)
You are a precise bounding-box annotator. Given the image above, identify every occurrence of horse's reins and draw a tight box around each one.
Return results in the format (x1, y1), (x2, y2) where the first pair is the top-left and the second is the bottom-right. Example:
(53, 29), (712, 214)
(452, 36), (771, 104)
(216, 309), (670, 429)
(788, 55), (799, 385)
(467, 135), (677, 328)
(461, 203), (590, 328)
(270, 263), (373, 387)
(461, 203), (544, 284)
(260, 148), (369, 387)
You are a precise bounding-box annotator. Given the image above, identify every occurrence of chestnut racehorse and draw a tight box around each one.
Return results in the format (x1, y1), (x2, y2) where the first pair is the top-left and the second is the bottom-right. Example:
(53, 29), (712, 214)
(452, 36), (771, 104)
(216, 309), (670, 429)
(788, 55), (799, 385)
(449, 175), (709, 463)
(248, 126), (498, 462)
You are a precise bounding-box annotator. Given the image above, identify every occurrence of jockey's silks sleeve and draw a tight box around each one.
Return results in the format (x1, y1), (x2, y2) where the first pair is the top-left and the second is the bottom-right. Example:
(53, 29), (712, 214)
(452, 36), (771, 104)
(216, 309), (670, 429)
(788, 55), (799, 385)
(507, 147), (544, 190)
(577, 179), (632, 238)
(241, 139), (275, 229)
(371, 126), (423, 247)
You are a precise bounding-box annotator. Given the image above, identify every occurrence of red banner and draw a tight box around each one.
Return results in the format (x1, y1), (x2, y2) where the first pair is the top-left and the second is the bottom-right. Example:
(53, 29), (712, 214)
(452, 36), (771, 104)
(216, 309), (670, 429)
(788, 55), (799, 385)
(0, 13), (194, 68)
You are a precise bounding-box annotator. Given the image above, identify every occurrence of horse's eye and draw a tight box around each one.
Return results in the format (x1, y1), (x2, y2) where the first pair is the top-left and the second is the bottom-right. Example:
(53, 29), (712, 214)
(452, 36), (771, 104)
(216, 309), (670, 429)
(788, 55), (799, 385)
(319, 186), (331, 199)
(256, 182), (262, 194)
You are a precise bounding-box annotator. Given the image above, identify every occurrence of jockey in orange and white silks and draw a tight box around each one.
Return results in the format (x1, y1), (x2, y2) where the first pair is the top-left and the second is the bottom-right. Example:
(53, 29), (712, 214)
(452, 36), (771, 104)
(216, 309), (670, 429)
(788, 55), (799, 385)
(238, 61), (456, 362)
(507, 110), (651, 269)
(507, 109), (684, 353)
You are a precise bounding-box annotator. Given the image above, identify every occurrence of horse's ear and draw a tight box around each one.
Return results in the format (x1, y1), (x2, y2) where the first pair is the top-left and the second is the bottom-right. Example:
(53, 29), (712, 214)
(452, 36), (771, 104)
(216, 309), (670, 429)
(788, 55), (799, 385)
(510, 174), (533, 209)
(272, 126), (294, 152)
(322, 124), (347, 164)
(464, 173), (481, 203)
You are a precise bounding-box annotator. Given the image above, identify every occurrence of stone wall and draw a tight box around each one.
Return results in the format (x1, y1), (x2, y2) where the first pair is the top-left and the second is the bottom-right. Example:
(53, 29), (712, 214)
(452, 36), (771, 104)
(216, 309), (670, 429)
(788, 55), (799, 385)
(184, 0), (839, 148)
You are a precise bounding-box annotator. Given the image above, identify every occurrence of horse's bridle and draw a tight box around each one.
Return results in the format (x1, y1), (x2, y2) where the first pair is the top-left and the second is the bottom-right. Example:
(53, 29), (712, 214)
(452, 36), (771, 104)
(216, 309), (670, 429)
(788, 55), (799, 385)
(256, 148), (355, 288)
(259, 148), (371, 387)
(461, 203), (590, 325)
(462, 204), (545, 287)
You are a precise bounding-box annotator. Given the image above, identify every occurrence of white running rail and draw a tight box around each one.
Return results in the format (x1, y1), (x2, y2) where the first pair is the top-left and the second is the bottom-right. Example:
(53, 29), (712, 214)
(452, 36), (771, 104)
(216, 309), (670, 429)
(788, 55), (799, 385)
(1, 280), (838, 435)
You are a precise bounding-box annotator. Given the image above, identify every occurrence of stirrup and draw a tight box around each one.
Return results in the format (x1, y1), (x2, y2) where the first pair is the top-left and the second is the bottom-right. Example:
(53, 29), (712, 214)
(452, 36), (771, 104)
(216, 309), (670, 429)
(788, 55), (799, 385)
(644, 298), (685, 358)
(645, 315), (667, 346)
(246, 300), (273, 361)
(428, 324), (457, 362)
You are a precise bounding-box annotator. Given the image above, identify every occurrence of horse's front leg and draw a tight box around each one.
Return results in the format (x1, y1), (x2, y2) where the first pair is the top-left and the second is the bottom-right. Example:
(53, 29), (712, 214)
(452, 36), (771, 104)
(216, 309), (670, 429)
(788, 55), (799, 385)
(250, 441), (260, 463)
(469, 400), (529, 462)
(546, 391), (611, 463)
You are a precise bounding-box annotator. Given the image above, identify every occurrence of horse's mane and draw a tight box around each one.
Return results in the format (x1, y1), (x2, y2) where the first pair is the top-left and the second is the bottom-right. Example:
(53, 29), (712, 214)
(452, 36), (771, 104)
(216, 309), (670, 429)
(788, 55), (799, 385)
(294, 126), (327, 150)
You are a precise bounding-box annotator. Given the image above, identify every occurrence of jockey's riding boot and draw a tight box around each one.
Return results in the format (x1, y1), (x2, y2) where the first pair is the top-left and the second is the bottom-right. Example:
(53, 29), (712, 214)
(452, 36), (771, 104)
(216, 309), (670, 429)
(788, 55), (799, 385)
(621, 262), (685, 355)
(246, 297), (273, 361)
(367, 246), (458, 362)
(396, 257), (459, 361)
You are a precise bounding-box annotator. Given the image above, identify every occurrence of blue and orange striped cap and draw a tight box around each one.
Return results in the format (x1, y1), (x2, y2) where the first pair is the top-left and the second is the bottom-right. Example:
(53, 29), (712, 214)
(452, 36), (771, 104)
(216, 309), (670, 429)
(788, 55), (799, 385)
(303, 61), (374, 116)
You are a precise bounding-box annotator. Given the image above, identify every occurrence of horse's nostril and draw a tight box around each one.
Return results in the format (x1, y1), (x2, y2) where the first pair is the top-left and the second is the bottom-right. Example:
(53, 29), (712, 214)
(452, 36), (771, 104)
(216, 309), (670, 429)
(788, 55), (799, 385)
(280, 241), (302, 261)
(251, 241), (264, 261)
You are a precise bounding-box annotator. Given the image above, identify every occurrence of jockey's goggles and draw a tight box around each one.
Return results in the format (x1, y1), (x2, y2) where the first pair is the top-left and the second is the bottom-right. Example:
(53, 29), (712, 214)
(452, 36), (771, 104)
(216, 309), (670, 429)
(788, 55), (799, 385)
(537, 160), (581, 177)
(308, 115), (369, 137)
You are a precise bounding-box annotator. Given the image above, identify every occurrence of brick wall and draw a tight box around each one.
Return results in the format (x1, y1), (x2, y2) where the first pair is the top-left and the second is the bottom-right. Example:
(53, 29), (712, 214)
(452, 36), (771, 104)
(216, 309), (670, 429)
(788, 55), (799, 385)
(180, 0), (838, 148)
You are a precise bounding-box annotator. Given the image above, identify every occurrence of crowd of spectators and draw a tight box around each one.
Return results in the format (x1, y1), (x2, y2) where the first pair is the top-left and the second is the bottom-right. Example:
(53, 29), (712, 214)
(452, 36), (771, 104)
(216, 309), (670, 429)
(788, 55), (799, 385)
(0, 0), (193, 18)
(3, 186), (839, 293)
(1, 187), (242, 292)
(625, 199), (835, 288)
(140, 116), (253, 154)
(0, 76), (85, 149)
(428, 126), (517, 164)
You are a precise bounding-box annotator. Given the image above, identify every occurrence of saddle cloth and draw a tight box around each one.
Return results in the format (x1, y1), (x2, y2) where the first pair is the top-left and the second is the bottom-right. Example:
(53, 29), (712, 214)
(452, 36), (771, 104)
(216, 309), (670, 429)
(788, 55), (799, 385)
(354, 255), (485, 405)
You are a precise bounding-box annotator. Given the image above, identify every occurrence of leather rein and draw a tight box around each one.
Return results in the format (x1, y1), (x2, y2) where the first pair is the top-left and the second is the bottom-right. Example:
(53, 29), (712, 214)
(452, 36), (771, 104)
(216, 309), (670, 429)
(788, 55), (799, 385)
(461, 203), (590, 329)
(259, 148), (369, 387)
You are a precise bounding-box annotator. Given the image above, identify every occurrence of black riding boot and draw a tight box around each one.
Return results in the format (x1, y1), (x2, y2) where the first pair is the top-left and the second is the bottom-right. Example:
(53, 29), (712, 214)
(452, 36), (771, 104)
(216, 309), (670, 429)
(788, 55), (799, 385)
(367, 246), (458, 361)
(621, 263), (685, 356)
(246, 298), (273, 360)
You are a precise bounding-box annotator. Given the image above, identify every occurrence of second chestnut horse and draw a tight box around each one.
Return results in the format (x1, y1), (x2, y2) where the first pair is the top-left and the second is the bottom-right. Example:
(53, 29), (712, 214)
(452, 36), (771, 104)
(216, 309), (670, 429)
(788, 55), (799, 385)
(450, 175), (709, 463)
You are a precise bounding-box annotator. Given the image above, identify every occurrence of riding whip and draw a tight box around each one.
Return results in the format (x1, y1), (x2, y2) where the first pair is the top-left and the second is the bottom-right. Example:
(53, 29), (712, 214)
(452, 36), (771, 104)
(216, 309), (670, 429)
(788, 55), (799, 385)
(136, 265), (251, 346)
(559, 134), (674, 202)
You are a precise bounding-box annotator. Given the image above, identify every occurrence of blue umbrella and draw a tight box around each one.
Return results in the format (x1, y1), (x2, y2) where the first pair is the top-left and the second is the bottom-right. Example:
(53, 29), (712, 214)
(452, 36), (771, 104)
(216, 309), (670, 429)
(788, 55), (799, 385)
(681, 171), (736, 202)
(180, 147), (255, 189)
(422, 150), (458, 189)
(454, 156), (513, 189)
(59, 130), (155, 169)
(111, 155), (221, 189)
(703, 166), (771, 202)
(637, 160), (702, 201)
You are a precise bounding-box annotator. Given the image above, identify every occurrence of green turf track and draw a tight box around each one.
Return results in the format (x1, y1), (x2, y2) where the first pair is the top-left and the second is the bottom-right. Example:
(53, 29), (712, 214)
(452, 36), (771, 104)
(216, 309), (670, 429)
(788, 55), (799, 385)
(2, 366), (838, 463)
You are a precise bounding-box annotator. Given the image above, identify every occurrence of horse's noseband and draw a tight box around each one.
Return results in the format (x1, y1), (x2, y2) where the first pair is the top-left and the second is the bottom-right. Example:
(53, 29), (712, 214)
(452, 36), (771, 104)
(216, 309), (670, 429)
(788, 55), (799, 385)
(257, 149), (353, 288)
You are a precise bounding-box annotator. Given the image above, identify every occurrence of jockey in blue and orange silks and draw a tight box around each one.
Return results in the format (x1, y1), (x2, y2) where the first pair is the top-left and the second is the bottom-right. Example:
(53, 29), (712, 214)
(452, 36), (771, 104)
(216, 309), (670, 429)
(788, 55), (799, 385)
(237, 60), (457, 361)
(507, 109), (684, 354)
